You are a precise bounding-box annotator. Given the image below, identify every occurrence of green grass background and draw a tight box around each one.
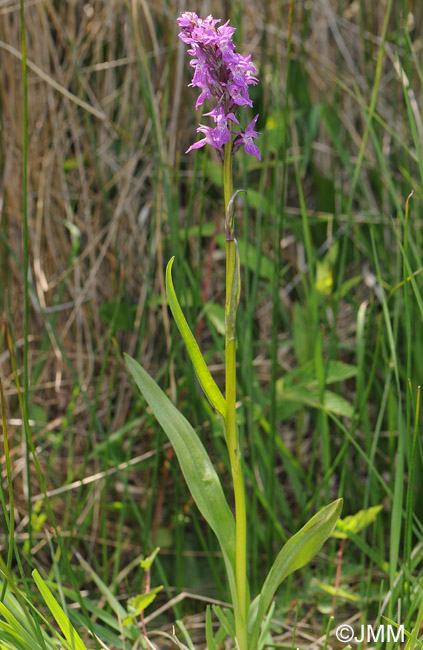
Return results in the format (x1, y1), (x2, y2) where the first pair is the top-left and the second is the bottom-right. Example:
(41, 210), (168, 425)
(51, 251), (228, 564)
(0, 0), (423, 648)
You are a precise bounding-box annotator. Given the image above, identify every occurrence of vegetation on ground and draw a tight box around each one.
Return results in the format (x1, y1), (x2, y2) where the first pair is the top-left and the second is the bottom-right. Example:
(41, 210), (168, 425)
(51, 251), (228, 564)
(0, 0), (422, 648)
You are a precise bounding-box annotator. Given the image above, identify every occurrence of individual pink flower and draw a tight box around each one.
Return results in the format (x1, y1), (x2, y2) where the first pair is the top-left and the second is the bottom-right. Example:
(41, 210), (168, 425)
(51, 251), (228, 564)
(233, 115), (261, 160)
(186, 120), (231, 154)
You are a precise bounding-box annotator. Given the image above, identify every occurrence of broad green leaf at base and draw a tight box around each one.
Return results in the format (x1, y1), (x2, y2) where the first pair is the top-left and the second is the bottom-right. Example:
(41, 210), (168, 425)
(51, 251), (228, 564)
(249, 498), (342, 650)
(124, 354), (239, 618)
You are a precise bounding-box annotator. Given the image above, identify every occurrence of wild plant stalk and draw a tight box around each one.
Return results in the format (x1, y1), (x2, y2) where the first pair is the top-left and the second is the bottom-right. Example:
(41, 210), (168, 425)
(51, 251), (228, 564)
(126, 12), (342, 650)
(177, 14), (260, 644)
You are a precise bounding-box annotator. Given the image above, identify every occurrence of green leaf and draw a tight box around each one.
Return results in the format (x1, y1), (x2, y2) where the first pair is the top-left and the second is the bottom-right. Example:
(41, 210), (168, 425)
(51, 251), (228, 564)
(204, 302), (225, 335)
(45, 581), (139, 642)
(257, 601), (275, 650)
(205, 606), (217, 650)
(340, 274), (362, 298)
(278, 360), (358, 390)
(249, 499), (343, 650)
(139, 547), (160, 570)
(32, 570), (90, 650)
(313, 580), (360, 602)
(166, 258), (226, 419)
(124, 355), (238, 615)
(277, 387), (354, 418)
(123, 586), (163, 625)
(0, 602), (39, 650)
(212, 605), (236, 640)
(176, 619), (197, 650)
(225, 239), (240, 341)
(332, 505), (383, 539)
(293, 303), (314, 365)
(0, 569), (53, 650)
(276, 360), (357, 419)
(319, 391), (354, 418)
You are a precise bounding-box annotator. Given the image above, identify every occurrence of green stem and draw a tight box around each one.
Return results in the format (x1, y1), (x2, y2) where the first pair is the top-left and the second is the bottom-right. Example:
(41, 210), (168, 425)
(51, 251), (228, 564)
(223, 141), (248, 650)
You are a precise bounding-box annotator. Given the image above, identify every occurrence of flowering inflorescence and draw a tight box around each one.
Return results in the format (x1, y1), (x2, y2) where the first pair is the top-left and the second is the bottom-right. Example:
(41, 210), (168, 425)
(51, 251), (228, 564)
(177, 12), (261, 161)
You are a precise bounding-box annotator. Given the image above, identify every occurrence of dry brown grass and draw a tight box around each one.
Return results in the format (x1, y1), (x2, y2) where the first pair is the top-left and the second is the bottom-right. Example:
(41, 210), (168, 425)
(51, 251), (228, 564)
(1, 0), (422, 432)
(1, 1), (169, 443)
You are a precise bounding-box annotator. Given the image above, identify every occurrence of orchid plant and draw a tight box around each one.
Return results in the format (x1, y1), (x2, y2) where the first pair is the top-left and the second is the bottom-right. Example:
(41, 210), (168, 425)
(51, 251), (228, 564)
(125, 12), (342, 650)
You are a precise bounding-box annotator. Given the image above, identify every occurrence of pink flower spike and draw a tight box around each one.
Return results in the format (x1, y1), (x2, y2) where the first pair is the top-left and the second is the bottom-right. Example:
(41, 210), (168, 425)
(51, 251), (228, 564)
(178, 11), (261, 161)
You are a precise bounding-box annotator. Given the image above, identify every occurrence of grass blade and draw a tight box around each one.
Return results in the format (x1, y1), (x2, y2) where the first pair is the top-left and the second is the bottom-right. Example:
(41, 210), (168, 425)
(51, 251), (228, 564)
(32, 570), (89, 650)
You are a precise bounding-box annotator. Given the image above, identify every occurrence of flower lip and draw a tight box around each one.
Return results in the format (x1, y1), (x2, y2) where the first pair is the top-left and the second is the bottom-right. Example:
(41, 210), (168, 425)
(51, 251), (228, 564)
(233, 115), (261, 160)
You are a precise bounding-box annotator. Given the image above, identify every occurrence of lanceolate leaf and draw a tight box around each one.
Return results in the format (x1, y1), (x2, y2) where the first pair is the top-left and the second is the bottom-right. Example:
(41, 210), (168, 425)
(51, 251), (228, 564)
(123, 586), (163, 625)
(332, 504), (383, 539)
(313, 581), (360, 602)
(140, 547), (160, 570)
(277, 387), (354, 418)
(249, 499), (343, 650)
(124, 355), (238, 613)
(166, 258), (226, 419)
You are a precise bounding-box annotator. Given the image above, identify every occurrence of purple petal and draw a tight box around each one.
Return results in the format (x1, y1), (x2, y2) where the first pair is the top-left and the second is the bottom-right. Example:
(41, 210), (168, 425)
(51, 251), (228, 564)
(186, 138), (208, 153)
(244, 140), (261, 160)
(203, 105), (226, 120)
(226, 112), (240, 124)
(245, 114), (260, 135)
